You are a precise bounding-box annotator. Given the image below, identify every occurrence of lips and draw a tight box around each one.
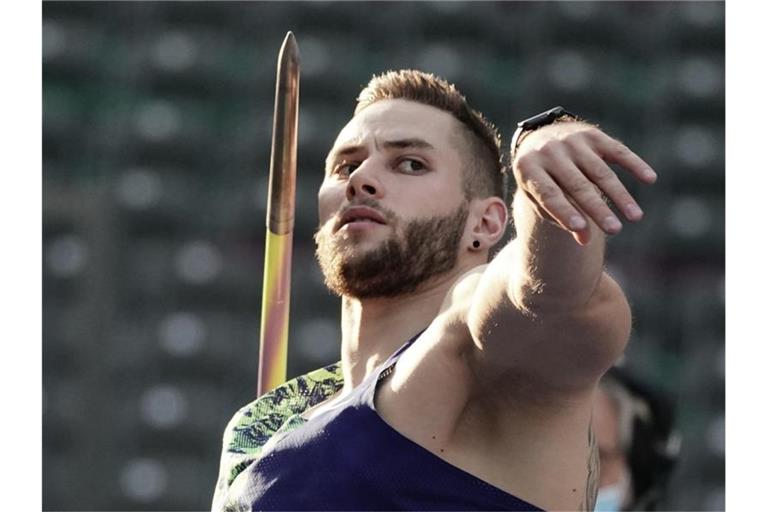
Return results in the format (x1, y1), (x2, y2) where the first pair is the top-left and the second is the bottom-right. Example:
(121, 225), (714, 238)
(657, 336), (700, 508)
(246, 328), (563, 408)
(336, 206), (387, 232)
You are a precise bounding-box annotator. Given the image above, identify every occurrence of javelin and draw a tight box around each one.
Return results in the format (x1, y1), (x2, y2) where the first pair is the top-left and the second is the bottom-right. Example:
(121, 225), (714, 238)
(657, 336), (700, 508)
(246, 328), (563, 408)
(258, 32), (300, 396)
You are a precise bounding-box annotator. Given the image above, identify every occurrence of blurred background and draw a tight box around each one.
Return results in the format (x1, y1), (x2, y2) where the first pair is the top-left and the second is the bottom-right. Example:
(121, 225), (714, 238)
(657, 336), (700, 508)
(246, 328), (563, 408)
(42, 1), (724, 510)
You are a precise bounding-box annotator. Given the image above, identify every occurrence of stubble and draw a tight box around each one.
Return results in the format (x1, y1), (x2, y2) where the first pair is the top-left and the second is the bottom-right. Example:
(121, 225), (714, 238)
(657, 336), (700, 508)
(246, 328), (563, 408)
(314, 200), (469, 299)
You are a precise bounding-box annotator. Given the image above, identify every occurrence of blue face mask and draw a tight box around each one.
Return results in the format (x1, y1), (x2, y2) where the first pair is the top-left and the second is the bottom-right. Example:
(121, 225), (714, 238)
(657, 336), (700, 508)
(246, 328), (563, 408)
(595, 469), (631, 511)
(595, 483), (624, 512)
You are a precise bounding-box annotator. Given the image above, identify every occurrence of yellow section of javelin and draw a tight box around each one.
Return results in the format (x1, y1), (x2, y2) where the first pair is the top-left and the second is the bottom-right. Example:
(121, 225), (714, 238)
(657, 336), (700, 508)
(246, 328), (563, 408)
(258, 229), (292, 395)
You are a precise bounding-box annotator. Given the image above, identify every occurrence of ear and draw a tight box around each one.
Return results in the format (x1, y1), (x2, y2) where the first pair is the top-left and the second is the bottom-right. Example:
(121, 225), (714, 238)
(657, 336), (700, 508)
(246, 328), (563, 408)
(465, 196), (508, 252)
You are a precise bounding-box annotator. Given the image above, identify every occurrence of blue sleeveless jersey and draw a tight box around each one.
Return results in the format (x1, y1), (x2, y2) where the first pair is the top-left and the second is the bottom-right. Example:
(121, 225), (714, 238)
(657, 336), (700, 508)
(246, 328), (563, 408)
(213, 334), (543, 511)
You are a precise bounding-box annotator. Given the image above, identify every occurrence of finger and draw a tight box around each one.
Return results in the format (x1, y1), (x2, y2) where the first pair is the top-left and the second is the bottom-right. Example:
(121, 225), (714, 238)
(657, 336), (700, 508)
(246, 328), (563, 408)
(572, 226), (592, 246)
(546, 156), (623, 234)
(574, 150), (644, 222)
(589, 130), (658, 184)
(519, 166), (589, 232)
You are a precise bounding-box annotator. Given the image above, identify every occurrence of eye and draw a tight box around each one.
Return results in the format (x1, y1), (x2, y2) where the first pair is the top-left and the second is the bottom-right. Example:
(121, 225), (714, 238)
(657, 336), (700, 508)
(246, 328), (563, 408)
(333, 162), (359, 177)
(395, 158), (426, 174)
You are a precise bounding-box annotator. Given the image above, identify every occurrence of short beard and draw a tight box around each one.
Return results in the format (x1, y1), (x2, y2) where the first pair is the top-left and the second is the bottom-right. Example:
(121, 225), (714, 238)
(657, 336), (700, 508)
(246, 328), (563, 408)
(314, 201), (469, 299)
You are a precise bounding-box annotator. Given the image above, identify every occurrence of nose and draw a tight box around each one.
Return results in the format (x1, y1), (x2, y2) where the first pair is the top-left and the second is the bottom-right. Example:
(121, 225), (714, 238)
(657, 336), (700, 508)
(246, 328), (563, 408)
(346, 162), (383, 201)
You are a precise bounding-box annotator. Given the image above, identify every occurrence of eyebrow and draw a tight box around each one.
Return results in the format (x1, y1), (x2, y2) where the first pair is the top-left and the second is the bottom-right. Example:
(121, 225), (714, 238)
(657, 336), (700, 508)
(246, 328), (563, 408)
(381, 138), (435, 150)
(325, 138), (435, 171)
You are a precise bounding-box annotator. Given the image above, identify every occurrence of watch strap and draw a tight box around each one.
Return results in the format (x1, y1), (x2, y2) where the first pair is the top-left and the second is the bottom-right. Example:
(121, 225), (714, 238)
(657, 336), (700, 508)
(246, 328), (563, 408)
(510, 106), (581, 159)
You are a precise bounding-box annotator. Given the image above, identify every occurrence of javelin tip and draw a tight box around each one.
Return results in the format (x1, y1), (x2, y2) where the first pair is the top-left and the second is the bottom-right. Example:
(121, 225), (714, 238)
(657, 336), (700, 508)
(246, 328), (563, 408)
(281, 31), (299, 62)
(269, 31), (300, 235)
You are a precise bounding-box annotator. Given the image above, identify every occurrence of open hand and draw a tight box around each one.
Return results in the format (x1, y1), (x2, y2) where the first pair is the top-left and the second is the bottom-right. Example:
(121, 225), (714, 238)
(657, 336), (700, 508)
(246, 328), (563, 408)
(512, 122), (657, 245)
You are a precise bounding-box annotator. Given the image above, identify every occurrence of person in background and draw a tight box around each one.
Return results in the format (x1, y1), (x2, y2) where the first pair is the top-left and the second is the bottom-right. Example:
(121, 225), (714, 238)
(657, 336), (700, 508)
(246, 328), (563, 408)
(594, 367), (680, 511)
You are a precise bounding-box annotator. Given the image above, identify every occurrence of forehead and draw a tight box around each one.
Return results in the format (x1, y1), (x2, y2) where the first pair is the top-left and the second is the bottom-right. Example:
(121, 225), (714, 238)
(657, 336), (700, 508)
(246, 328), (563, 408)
(330, 99), (462, 153)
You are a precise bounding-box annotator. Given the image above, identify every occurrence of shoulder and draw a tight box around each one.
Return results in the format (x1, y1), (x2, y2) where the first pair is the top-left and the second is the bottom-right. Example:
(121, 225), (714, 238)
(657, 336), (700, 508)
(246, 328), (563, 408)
(213, 362), (344, 496)
(224, 362), (343, 453)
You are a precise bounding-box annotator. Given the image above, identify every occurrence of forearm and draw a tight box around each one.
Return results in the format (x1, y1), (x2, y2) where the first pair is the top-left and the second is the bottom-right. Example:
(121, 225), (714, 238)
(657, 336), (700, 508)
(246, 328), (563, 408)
(466, 112), (652, 390)
(506, 188), (606, 312)
(498, 117), (655, 312)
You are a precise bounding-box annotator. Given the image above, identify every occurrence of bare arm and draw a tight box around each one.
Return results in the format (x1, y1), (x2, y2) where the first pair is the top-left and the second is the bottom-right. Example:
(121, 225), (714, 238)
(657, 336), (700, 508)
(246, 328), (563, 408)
(467, 120), (657, 394)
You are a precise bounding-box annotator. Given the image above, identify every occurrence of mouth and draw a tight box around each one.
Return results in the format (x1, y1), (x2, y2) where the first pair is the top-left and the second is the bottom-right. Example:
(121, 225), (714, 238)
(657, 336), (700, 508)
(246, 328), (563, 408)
(335, 206), (387, 232)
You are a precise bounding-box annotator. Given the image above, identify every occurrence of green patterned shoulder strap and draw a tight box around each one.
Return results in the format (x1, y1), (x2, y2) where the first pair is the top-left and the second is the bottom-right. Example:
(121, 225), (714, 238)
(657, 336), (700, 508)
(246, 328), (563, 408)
(213, 361), (344, 500)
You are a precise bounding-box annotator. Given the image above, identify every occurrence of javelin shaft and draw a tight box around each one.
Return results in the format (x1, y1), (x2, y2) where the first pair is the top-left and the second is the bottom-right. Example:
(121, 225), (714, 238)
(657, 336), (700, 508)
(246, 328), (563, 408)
(258, 32), (300, 396)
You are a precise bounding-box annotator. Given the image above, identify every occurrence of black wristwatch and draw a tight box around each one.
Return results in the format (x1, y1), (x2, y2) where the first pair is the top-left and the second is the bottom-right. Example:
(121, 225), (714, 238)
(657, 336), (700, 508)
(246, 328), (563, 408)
(509, 106), (580, 158)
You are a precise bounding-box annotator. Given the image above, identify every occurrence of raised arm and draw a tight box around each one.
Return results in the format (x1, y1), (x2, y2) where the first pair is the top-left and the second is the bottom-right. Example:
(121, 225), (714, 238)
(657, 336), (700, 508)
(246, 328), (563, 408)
(467, 117), (657, 395)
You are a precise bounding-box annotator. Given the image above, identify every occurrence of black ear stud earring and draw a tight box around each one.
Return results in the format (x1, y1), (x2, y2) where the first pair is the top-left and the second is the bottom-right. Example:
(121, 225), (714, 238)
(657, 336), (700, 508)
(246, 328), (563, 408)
(472, 240), (480, 249)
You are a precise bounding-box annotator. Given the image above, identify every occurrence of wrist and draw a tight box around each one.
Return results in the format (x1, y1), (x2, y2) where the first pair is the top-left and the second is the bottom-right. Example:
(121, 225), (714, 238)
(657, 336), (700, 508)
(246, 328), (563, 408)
(509, 106), (583, 162)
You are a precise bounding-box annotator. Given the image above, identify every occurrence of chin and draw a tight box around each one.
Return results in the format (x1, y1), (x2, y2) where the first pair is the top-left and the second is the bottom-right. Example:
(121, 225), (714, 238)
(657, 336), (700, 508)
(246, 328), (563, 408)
(336, 226), (389, 248)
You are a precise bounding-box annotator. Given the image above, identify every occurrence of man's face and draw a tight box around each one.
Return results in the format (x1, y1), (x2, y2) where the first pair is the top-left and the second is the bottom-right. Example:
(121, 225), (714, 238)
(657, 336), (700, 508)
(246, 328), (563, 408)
(315, 99), (469, 298)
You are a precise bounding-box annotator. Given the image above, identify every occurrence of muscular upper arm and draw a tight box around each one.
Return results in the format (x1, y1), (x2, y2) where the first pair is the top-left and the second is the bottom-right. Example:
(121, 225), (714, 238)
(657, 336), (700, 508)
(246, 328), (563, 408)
(465, 255), (631, 398)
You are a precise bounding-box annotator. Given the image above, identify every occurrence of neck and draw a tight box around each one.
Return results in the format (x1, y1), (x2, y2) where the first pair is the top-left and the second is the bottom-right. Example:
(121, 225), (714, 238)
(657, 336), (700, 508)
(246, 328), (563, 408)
(338, 266), (467, 392)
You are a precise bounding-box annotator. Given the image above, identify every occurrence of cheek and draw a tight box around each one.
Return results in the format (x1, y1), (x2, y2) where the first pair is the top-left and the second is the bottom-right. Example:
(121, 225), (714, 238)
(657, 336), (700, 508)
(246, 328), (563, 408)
(317, 182), (345, 224)
(404, 179), (464, 217)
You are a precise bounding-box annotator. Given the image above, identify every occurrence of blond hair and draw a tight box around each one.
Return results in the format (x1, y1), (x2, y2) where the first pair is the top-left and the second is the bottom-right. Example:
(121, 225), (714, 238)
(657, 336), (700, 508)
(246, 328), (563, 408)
(355, 70), (503, 199)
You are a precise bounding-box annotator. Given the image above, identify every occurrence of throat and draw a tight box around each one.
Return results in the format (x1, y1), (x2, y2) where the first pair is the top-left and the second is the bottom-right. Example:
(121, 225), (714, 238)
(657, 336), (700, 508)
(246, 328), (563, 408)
(338, 266), (463, 389)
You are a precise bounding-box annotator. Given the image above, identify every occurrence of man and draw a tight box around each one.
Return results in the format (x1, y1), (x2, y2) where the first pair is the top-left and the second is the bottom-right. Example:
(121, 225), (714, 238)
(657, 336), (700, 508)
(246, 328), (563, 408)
(213, 69), (657, 511)
(594, 368), (679, 511)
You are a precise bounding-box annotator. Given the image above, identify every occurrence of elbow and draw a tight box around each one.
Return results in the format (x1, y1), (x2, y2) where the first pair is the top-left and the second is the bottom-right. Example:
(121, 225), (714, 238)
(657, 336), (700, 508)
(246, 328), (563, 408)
(579, 274), (633, 372)
(544, 272), (633, 378)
